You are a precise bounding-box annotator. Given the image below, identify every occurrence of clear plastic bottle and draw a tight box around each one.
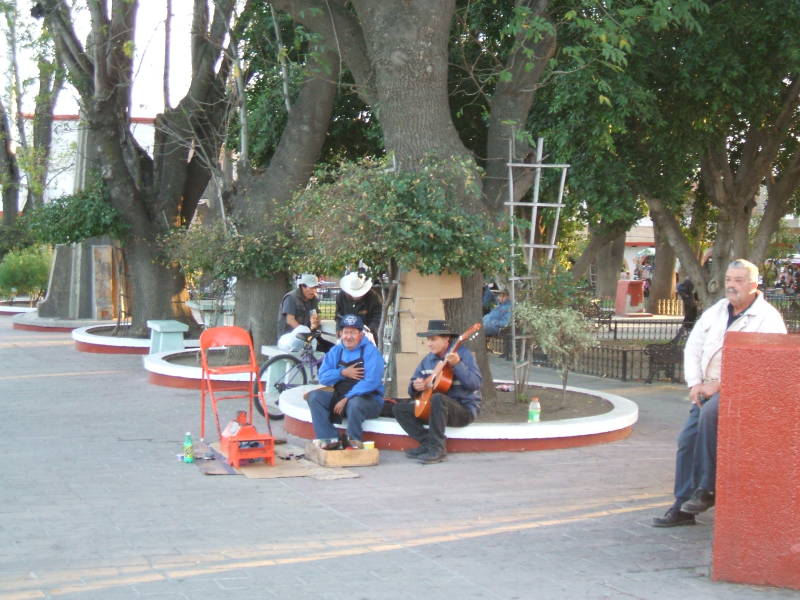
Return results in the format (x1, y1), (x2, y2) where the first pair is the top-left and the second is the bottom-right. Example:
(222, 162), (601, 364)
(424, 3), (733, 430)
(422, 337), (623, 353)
(183, 432), (194, 463)
(527, 397), (541, 423)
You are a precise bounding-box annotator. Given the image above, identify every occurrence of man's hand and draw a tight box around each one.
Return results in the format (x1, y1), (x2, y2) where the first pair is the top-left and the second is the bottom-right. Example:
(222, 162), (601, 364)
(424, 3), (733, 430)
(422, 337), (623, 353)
(444, 352), (461, 367)
(412, 377), (427, 392)
(689, 381), (720, 406)
(333, 397), (348, 415)
(341, 364), (364, 380)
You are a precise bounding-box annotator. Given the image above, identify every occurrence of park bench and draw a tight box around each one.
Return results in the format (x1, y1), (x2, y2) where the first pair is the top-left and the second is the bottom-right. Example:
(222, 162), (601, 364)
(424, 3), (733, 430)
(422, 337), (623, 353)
(643, 325), (690, 383)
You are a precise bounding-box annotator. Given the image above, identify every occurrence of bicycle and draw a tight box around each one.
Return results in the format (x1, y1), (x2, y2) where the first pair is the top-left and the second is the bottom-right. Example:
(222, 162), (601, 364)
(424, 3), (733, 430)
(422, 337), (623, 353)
(253, 330), (323, 420)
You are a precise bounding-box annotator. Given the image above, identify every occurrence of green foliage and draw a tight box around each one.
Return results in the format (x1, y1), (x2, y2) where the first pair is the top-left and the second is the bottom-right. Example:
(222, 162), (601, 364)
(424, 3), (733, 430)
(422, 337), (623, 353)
(514, 303), (596, 396)
(20, 181), (127, 244)
(291, 157), (508, 277)
(520, 262), (593, 312)
(0, 223), (34, 261)
(159, 220), (294, 284)
(0, 246), (51, 300)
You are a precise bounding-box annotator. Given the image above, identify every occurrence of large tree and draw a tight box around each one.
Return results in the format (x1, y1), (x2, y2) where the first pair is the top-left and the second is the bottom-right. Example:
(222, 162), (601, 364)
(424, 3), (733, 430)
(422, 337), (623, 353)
(1, 0), (64, 227)
(37, 0), (241, 334)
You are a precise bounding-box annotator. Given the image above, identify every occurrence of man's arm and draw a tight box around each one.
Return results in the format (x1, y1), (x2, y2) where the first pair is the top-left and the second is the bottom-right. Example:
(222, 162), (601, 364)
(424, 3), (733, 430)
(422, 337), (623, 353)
(345, 344), (384, 398)
(451, 348), (482, 392)
(408, 358), (427, 398)
(317, 347), (344, 386)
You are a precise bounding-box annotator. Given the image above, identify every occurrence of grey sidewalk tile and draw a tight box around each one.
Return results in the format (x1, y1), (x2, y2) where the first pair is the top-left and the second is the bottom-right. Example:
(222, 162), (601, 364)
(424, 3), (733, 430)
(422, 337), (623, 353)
(1, 319), (797, 600)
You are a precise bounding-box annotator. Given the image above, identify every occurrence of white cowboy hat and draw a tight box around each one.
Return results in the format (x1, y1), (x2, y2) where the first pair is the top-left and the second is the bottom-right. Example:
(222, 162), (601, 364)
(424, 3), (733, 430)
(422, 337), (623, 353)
(339, 272), (373, 298)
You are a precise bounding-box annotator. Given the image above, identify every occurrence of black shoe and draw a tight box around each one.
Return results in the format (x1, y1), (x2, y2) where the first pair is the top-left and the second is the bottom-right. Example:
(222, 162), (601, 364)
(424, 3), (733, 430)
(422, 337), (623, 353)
(404, 444), (428, 458)
(681, 488), (715, 514)
(319, 438), (341, 450)
(652, 507), (696, 527)
(417, 447), (447, 464)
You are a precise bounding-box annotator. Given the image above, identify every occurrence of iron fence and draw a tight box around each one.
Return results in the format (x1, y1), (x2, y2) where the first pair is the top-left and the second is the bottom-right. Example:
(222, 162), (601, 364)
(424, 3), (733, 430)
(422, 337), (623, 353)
(598, 318), (685, 342)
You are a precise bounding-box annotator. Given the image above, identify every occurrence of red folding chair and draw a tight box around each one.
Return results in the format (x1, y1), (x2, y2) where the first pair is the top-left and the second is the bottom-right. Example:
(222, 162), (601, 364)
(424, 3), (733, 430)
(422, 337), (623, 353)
(199, 326), (271, 439)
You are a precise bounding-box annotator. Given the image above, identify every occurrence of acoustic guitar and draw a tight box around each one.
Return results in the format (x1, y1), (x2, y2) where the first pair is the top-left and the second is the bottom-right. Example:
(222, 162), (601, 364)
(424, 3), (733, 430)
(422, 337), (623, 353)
(414, 323), (482, 420)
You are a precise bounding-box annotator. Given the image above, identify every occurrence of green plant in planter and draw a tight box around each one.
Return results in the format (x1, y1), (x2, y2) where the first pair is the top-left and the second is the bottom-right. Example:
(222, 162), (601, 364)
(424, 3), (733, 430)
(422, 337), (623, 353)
(291, 156), (508, 278)
(515, 303), (596, 400)
(0, 246), (52, 303)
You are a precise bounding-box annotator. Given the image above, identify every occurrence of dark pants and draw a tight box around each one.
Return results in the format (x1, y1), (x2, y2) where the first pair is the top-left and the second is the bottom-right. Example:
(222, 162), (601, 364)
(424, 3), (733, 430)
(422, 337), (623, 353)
(393, 393), (475, 451)
(307, 389), (381, 441)
(673, 392), (719, 508)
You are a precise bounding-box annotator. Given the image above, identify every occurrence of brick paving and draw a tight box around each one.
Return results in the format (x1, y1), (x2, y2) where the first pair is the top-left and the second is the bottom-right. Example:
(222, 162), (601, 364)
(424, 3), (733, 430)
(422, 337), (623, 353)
(0, 316), (796, 599)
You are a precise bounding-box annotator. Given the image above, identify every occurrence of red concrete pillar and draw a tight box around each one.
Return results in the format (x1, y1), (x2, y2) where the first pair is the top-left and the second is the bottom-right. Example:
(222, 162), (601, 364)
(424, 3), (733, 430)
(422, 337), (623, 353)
(614, 279), (646, 316)
(712, 331), (800, 590)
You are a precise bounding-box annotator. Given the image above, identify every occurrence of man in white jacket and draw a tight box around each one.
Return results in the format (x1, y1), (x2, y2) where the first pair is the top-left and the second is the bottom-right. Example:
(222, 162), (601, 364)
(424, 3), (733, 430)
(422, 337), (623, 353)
(653, 259), (787, 527)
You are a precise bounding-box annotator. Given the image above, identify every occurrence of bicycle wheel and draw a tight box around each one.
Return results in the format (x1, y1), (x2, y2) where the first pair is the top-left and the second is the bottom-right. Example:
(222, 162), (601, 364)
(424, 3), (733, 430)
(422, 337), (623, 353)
(254, 354), (307, 420)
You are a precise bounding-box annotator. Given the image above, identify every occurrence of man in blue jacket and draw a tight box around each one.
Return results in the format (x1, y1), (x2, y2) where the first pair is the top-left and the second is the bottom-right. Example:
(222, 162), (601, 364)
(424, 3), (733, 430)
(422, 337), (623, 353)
(306, 314), (384, 449)
(393, 320), (482, 464)
(482, 289), (511, 336)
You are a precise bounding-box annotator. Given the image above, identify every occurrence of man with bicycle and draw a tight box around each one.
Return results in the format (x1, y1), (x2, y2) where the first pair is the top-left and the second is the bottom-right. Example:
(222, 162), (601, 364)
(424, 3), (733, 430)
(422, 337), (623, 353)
(277, 273), (333, 352)
(307, 314), (384, 449)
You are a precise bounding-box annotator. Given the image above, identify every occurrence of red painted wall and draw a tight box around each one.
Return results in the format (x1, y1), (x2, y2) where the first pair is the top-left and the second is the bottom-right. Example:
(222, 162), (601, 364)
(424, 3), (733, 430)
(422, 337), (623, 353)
(712, 331), (800, 590)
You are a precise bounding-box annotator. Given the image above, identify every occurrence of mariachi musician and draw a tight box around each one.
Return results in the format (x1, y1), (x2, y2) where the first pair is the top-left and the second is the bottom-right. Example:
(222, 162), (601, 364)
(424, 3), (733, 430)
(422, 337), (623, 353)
(393, 320), (482, 464)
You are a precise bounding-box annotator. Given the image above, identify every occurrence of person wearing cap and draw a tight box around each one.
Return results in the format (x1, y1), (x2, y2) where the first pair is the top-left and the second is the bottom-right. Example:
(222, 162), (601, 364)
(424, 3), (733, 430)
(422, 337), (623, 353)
(393, 320), (482, 464)
(335, 271), (382, 336)
(482, 289), (512, 336)
(277, 273), (333, 352)
(306, 314), (385, 449)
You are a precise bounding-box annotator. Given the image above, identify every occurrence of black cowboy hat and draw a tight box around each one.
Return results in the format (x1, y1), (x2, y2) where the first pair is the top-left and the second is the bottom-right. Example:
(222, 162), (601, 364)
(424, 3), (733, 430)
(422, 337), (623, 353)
(417, 319), (458, 338)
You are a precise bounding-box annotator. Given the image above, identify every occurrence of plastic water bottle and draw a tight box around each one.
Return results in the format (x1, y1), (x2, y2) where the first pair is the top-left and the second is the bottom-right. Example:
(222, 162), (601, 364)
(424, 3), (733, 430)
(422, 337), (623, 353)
(527, 397), (541, 423)
(183, 432), (194, 463)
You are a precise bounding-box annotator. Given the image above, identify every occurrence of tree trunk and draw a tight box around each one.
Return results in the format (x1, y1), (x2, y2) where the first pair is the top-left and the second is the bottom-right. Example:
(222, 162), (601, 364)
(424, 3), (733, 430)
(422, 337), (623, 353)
(647, 223), (676, 313)
(645, 196), (713, 306)
(124, 237), (188, 335)
(350, 0), (496, 398)
(232, 33), (341, 351)
(571, 222), (629, 284)
(29, 56), (65, 207)
(0, 100), (19, 226)
(595, 232), (626, 300)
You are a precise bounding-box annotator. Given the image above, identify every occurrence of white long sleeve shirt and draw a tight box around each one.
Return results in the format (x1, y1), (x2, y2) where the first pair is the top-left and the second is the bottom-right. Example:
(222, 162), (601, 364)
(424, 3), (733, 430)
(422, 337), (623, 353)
(683, 292), (787, 388)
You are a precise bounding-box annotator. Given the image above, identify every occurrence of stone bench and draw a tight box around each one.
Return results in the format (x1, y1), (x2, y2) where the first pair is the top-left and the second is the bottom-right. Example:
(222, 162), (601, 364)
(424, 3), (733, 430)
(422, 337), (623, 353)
(147, 319), (189, 354)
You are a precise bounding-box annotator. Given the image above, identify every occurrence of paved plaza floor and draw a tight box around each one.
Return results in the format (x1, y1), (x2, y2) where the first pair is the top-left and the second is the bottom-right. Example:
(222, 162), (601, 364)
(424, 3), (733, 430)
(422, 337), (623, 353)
(0, 318), (796, 599)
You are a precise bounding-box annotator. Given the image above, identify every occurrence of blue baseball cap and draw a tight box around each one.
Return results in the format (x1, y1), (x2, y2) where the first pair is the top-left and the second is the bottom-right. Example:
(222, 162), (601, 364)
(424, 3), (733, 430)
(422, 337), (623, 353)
(338, 314), (365, 331)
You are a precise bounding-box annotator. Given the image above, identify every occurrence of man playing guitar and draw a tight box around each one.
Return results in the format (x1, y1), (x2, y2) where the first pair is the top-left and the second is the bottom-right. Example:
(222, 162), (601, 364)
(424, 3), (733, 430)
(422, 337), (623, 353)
(393, 320), (482, 464)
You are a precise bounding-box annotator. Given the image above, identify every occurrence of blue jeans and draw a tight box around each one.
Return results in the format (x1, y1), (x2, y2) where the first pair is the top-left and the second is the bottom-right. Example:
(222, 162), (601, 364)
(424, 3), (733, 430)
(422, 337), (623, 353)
(307, 389), (382, 441)
(673, 392), (719, 508)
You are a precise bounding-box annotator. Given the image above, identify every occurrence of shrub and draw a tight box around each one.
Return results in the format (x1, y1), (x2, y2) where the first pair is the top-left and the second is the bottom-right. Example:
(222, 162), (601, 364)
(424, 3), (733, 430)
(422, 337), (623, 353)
(19, 180), (128, 245)
(291, 156), (508, 278)
(514, 303), (596, 398)
(0, 246), (52, 302)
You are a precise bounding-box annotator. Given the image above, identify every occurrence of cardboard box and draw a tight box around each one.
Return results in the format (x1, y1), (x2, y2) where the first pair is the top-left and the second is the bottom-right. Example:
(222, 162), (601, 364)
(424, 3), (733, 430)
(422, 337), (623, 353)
(395, 351), (424, 388)
(399, 297), (446, 319)
(401, 270), (462, 299)
(304, 441), (379, 467)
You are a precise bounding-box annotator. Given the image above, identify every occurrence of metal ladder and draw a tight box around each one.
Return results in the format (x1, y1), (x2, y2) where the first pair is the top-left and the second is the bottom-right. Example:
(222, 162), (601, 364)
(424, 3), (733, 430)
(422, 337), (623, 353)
(505, 137), (570, 394)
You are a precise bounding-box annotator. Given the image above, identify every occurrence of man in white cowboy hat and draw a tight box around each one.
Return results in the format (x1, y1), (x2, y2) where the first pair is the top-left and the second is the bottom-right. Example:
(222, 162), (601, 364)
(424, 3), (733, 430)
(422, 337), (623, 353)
(335, 270), (382, 336)
(277, 273), (333, 352)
